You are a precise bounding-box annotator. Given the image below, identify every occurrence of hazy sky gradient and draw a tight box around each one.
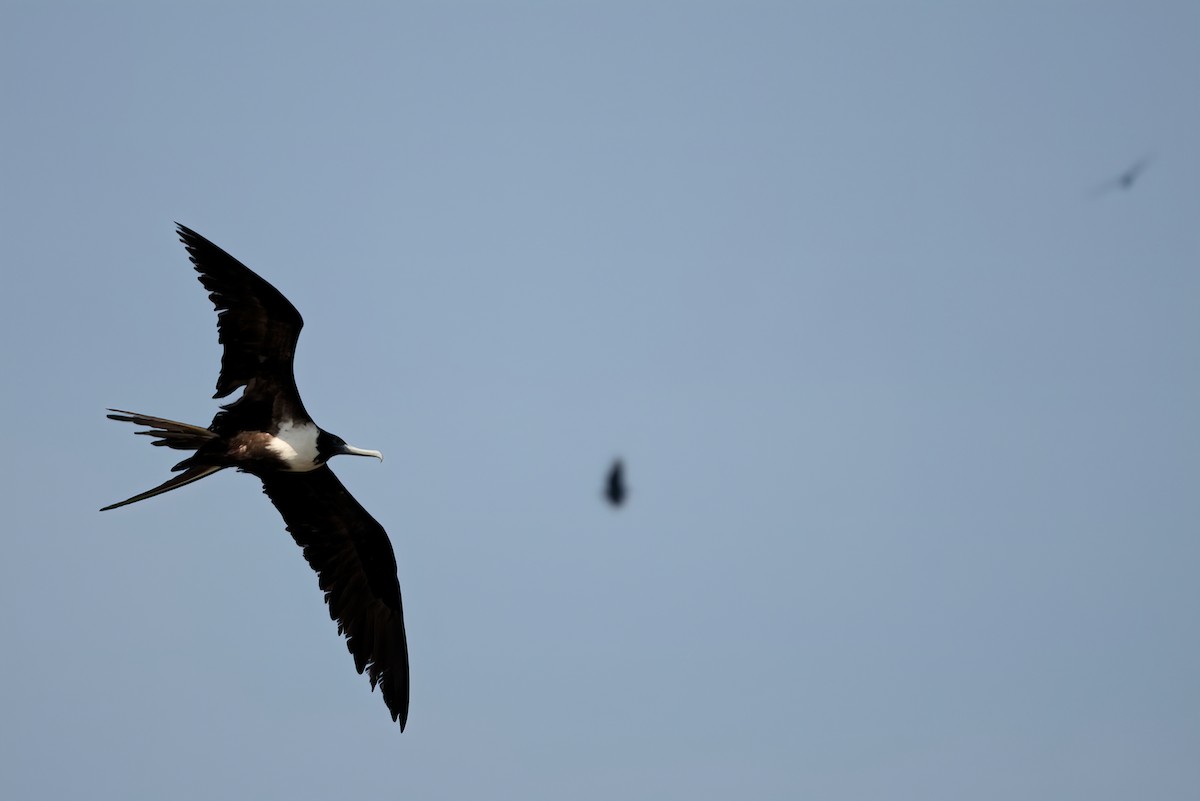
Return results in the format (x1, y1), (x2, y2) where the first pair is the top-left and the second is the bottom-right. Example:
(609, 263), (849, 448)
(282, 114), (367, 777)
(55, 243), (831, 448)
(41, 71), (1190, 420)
(2, 3), (1198, 799)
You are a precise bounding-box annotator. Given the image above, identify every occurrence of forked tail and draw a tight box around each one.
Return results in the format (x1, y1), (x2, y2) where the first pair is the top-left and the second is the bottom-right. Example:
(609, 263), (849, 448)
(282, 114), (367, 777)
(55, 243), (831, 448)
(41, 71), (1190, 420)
(106, 409), (218, 450)
(101, 409), (224, 511)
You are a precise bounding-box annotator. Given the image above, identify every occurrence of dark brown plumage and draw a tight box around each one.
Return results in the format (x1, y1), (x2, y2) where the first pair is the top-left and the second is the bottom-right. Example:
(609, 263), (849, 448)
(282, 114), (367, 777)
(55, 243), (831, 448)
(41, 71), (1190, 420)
(605, 459), (627, 507)
(177, 224), (308, 433)
(259, 467), (408, 724)
(1093, 156), (1153, 195)
(103, 224), (409, 729)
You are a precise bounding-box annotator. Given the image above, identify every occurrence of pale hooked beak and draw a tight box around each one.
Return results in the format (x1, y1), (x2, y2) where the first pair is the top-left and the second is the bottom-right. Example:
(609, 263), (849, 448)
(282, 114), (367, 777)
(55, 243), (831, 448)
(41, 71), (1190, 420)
(341, 444), (384, 462)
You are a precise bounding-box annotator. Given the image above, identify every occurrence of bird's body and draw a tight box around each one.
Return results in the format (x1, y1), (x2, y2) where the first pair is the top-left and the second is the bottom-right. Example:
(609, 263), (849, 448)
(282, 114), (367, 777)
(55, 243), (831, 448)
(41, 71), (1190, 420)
(1117, 158), (1150, 189)
(103, 224), (409, 729)
(605, 458), (627, 507)
(1092, 155), (1153, 195)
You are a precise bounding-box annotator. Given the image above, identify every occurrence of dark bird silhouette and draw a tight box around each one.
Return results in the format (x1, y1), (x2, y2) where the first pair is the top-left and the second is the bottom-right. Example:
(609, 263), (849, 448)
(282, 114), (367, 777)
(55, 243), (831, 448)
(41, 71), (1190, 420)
(605, 459), (627, 507)
(1093, 156), (1153, 195)
(102, 224), (409, 730)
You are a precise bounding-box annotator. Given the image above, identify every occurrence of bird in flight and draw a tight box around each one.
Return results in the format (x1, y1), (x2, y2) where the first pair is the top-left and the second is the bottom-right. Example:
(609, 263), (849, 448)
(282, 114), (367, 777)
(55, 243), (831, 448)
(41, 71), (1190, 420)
(102, 224), (410, 730)
(1093, 155), (1153, 195)
(605, 458), (627, 507)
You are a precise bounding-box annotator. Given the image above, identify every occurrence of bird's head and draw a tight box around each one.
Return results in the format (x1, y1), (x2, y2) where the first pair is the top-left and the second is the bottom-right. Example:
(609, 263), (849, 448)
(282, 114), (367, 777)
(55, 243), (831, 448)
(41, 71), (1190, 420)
(317, 429), (384, 464)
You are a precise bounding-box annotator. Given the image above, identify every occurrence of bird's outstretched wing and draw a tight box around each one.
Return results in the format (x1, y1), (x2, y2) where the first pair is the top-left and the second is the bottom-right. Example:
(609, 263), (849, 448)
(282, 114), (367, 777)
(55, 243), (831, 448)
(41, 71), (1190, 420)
(1091, 156), (1153, 195)
(259, 466), (410, 729)
(175, 224), (307, 431)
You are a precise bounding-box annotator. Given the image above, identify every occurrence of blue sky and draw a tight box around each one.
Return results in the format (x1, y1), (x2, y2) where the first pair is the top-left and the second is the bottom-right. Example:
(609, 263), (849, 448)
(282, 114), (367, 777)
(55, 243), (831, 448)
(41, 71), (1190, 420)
(2, 2), (1198, 799)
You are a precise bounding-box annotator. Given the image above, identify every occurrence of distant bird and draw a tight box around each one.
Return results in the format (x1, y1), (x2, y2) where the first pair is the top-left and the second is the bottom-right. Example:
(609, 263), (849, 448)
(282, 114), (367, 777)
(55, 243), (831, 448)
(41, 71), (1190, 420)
(1093, 156), (1153, 195)
(605, 459), (627, 507)
(102, 224), (409, 730)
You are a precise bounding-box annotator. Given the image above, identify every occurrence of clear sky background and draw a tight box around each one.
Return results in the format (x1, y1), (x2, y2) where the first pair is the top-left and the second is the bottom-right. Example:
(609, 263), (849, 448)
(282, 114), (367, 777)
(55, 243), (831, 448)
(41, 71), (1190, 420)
(2, 2), (1197, 799)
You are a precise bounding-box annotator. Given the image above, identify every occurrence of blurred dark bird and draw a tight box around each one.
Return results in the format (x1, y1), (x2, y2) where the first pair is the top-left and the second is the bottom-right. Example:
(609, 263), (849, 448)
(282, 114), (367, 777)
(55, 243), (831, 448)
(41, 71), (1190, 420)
(1093, 156), (1153, 195)
(605, 459), (627, 507)
(102, 224), (410, 730)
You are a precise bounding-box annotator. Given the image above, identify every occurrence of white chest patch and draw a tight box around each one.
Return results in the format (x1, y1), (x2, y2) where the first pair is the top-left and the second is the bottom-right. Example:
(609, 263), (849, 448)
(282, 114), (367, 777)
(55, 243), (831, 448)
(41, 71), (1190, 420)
(265, 420), (321, 471)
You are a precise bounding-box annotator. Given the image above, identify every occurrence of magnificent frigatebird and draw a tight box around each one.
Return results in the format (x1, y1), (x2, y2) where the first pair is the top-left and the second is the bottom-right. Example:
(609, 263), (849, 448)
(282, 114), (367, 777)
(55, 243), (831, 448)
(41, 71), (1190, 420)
(1092, 155), (1153, 195)
(102, 224), (409, 730)
(605, 459), (627, 507)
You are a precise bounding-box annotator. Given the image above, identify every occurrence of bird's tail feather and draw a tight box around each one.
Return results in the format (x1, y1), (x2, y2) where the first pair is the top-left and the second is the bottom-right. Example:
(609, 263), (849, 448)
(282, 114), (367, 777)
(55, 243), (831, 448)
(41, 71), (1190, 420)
(100, 464), (225, 511)
(106, 409), (218, 451)
(102, 409), (225, 511)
